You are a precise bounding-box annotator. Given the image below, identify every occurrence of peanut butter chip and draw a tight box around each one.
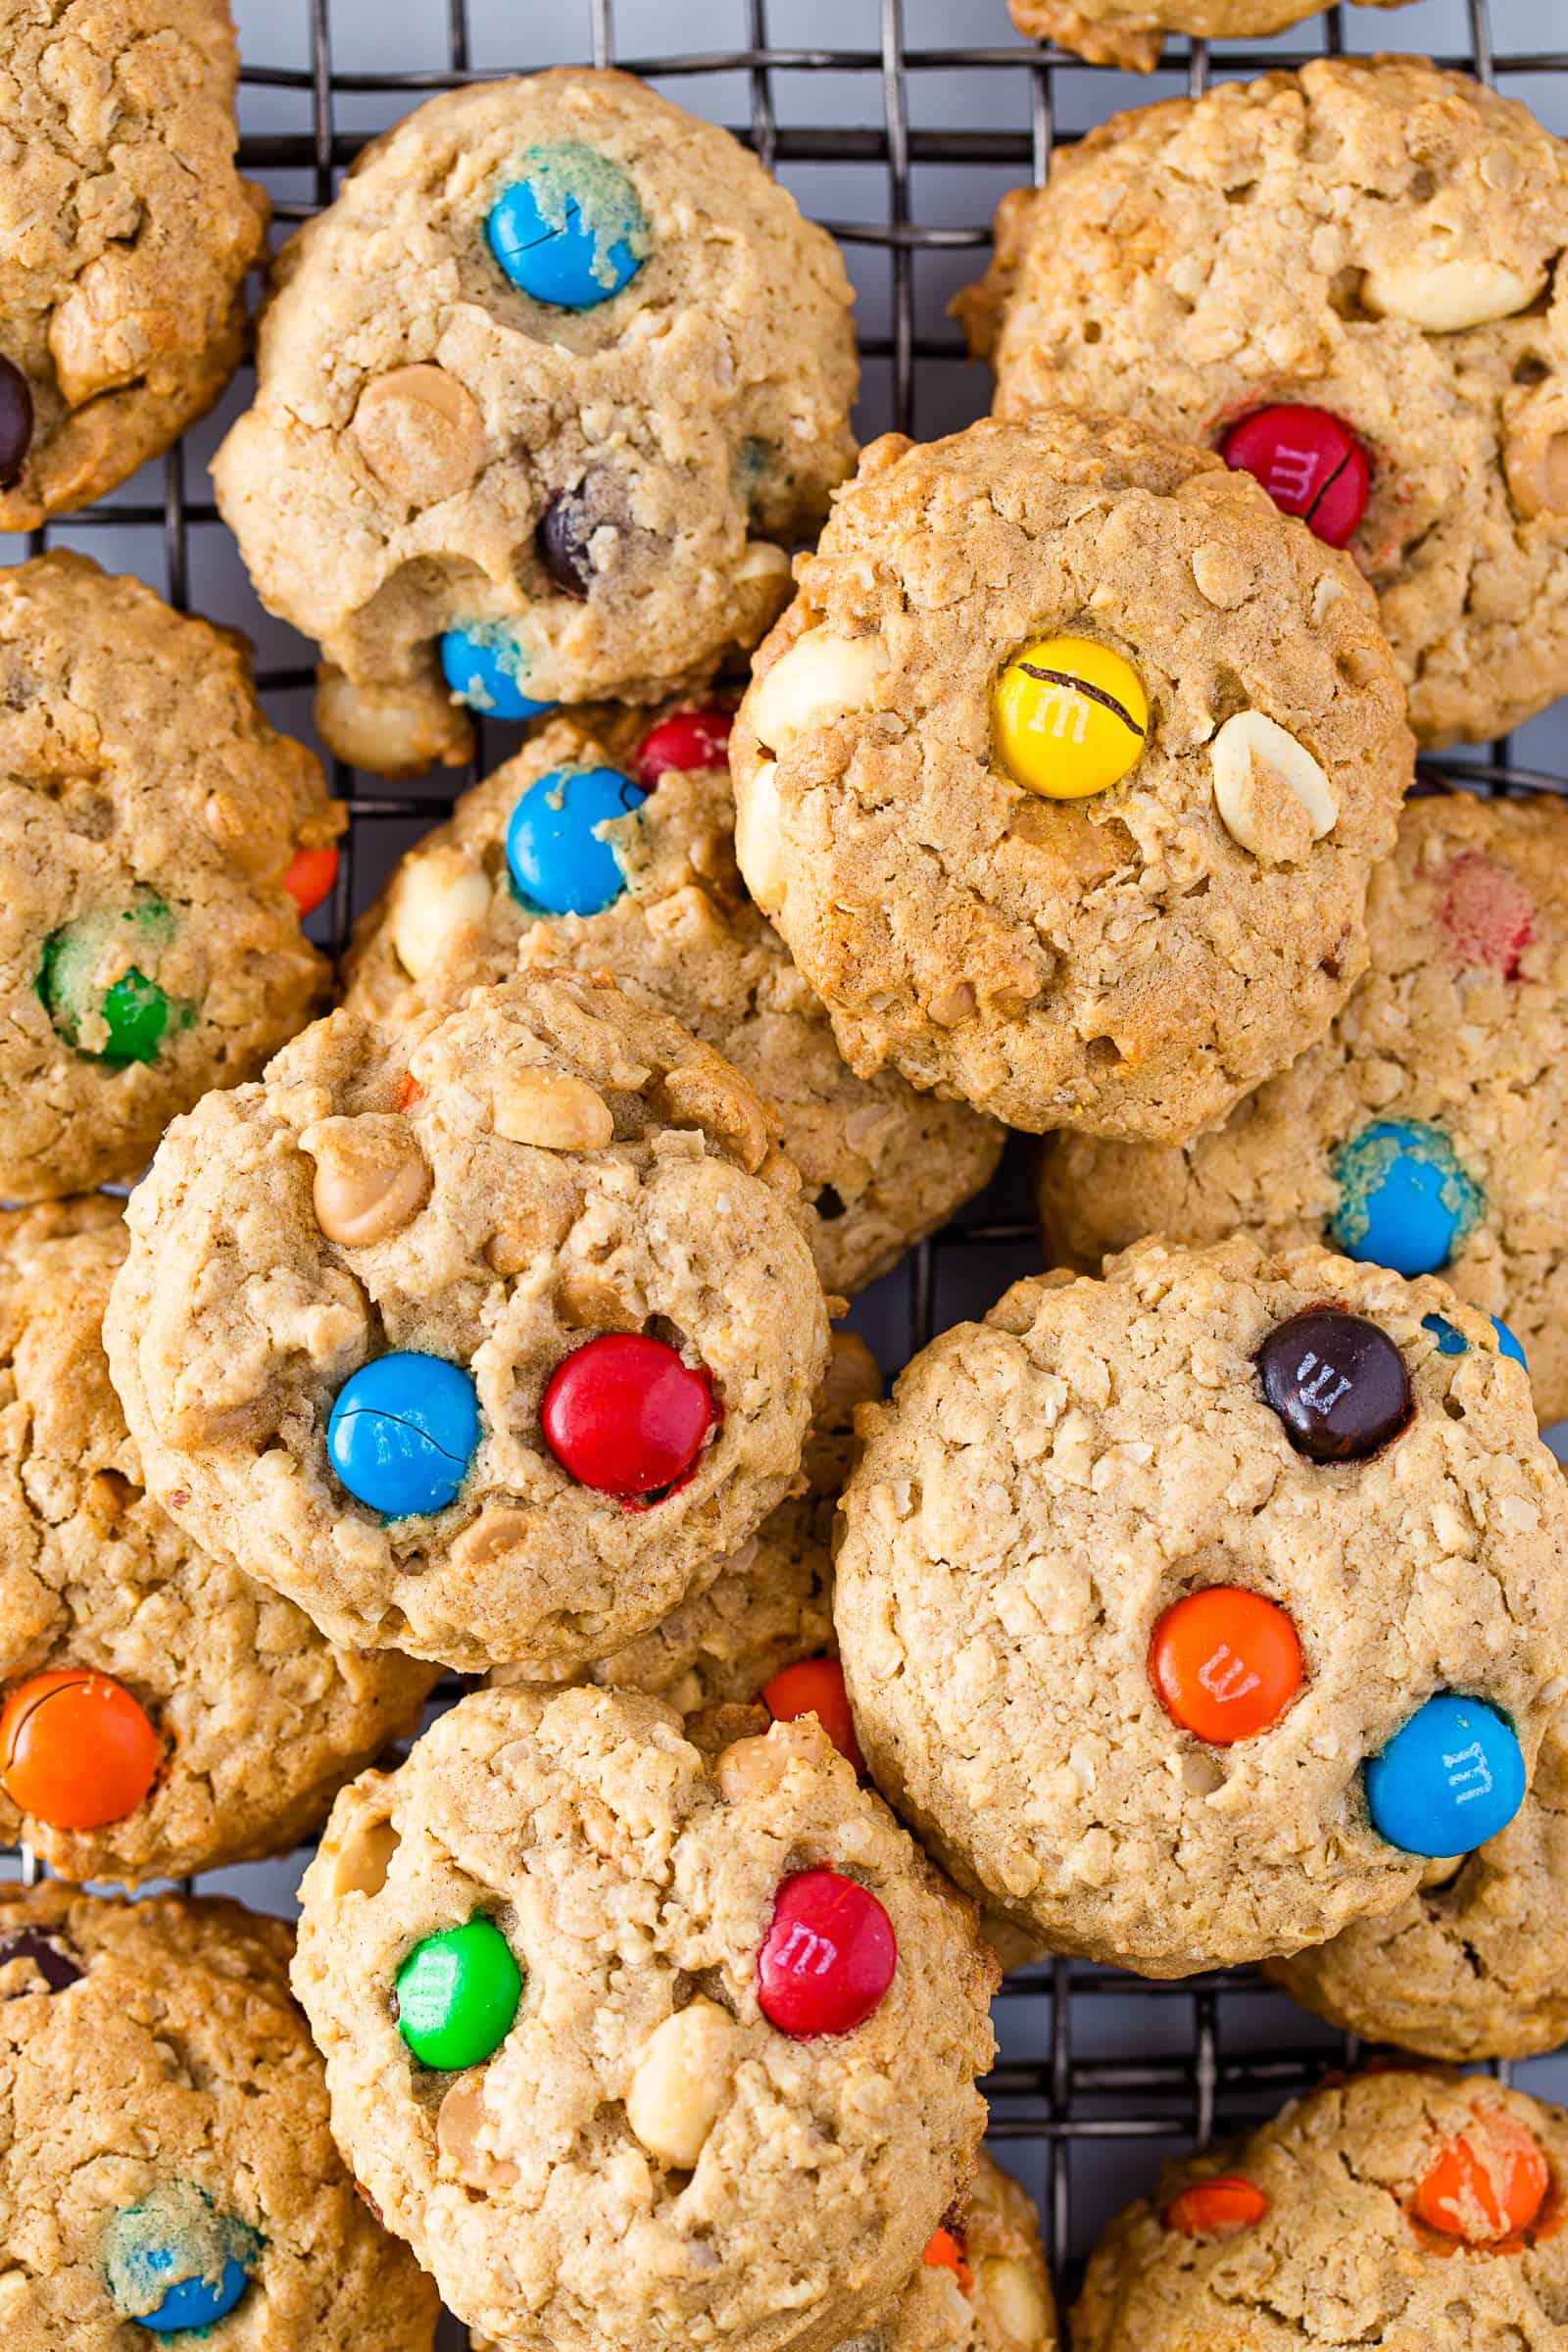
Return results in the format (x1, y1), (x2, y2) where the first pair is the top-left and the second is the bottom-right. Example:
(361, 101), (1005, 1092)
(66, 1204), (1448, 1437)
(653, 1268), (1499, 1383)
(305, 1117), (431, 1247)
(492, 1069), (614, 1152)
(1210, 711), (1338, 863)
(452, 1509), (536, 1572)
(352, 365), (487, 505)
(329, 1816), (400, 1897)
(437, 2076), (520, 2190)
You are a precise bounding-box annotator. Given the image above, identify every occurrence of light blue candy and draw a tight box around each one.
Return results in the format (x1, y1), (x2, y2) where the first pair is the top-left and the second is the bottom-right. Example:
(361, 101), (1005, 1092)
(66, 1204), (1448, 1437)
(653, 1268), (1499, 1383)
(1420, 1311), (1528, 1370)
(439, 628), (557, 722)
(136, 2256), (251, 2333)
(1329, 1118), (1482, 1278)
(1364, 1692), (1526, 1856)
(327, 1352), (480, 1519)
(486, 143), (646, 309)
(506, 764), (647, 917)
(105, 2187), (256, 2335)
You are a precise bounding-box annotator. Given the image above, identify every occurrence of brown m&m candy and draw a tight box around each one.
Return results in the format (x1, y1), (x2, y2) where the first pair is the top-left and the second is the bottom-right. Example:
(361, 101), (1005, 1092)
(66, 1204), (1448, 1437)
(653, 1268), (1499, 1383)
(1255, 1309), (1411, 1463)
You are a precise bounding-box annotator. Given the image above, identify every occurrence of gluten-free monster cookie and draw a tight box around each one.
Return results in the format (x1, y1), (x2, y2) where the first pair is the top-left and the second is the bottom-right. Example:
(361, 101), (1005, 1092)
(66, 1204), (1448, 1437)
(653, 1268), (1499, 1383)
(0, 552), (343, 1200)
(0, 1883), (439, 2347)
(1074, 2071), (1568, 2351)
(1039, 792), (1568, 1425)
(833, 1237), (1568, 1978)
(1007, 0), (1413, 74)
(293, 1685), (997, 2352)
(1267, 1706), (1568, 2063)
(344, 702), (1003, 1295)
(0, 1198), (436, 1886)
(959, 60), (1568, 747)
(104, 968), (829, 1675)
(212, 68), (857, 777)
(0, 0), (268, 527)
(729, 413), (1412, 1142)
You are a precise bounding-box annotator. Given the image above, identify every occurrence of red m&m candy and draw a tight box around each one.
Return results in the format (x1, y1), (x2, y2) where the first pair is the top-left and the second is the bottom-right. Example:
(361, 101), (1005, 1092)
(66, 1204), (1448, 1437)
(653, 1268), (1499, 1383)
(1150, 1588), (1303, 1746)
(632, 707), (734, 785)
(1437, 852), (1535, 980)
(1413, 2111), (1549, 2243)
(1163, 2175), (1270, 2239)
(761, 1656), (864, 1774)
(541, 1333), (715, 1500)
(283, 843), (340, 919)
(0, 1670), (159, 1830)
(757, 1868), (896, 2037)
(1220, 406), (1370, 547)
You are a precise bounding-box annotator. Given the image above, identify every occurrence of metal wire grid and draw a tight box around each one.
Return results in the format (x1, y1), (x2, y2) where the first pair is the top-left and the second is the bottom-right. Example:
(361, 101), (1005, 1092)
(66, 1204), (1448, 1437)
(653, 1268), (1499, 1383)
(4, 0), (1568, 2327)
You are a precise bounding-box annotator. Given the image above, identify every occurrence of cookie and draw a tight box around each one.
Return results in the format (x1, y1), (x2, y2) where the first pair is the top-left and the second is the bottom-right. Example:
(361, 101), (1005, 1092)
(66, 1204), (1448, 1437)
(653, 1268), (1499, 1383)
(832, 1236), (1568, 1978)
(1038, 791), (1568, 1424)
(1266, 1704), (1568, 2063)
(0, 551), (343, 1200)
(212, 68), (858, 778)
(957, 59), (1568, 748)
(728, 412), (1412, 1142)
(1074, 2070), (1568, 2349)
(103, 966), (830, 1676)
(0, 0), (267, 528)
(292, 1683), (998, 2352)
(0, 1197), (437, 1886)
(0, 1882), (439, 2347)
(344, 702), (1004, 1295)
(1007, 0), (1412, 73)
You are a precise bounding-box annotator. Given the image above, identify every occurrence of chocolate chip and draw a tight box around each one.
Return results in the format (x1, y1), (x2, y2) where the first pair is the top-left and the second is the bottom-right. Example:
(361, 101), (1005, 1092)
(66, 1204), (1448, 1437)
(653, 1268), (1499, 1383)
(1255, 1307), (1412, 1464)
(0, 1928), (83, 1993)
(0, 358), (32, 492)
(814, 1186), (846, 1222)
(536, 486), (594, 600)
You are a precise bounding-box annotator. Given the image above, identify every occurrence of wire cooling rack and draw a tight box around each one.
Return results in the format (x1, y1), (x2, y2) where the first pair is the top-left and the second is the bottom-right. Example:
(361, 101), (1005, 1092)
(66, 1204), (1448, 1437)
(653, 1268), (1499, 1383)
(5, 0), (1568, 2335)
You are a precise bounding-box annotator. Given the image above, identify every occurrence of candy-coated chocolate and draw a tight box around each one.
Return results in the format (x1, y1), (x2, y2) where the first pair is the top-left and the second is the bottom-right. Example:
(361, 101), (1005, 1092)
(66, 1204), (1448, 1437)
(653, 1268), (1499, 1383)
(1149, 1588), (1302, 1745)
(326, 1351), (480, 1519)
(284, 842), (339, 918)
(37, 904), (180, 1065)
(1219, 406), (1370, 547)
(486, 144), (646, 309)
(0, 1929), (82, 1993)
(993, 634), (1149, 800)
(1438, 851), (1535, 978)
(1255, 1308), (1412, 1463)
(505, 763), (647, 917)
(394, 1916), (522, 2070)
(536, 486), (595, 598)
(1422, 1310), (1528, 1369)
(922, 2226), (972, 2290)
(633, 707), (734, 784)
(761, 1656), (865, 1774)
(0, 356), (32, 489)
(105, 2186), (256, 2333)
(439, 627), (558, 721)
(1163, 2176), (1270, 2238)
(757, 1868), (896, 2037)
(0, 1670), (159, 1830)
(1414, 2112), (1549, 2241)
(1364, 1692), (1526, 1857)
(136, 2257), (250, 2332)
(1329, 1118), (1483, 1278)
(541, 1333), (714, 1499)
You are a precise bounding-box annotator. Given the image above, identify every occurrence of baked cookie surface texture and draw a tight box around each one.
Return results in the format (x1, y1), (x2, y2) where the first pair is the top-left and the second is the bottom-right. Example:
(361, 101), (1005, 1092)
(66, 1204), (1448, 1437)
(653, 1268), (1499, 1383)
(1006, 0), (1413, 74)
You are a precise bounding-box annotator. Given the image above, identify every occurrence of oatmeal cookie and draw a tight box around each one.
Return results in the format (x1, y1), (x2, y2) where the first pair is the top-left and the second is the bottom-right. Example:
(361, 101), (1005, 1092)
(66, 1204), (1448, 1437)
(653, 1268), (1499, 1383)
(104, 968), (829, 1676)
(1074, 2070), (1568, 2350)
(1038, 792), (1568, 1424)
(958, 59), (1568, 746)
(212, 68), (857, 776)
(0, 551), (343, 1200)
(729, 413), (1412, 1141)
(833, 1236), (1568, 1977)
(344, 702), (1004, 1294)
(292, 1684), (997, 2352)
(0, 0), (268, 527)
(1007, 0), (1413, 74)
(0, 1881), (438, 2347)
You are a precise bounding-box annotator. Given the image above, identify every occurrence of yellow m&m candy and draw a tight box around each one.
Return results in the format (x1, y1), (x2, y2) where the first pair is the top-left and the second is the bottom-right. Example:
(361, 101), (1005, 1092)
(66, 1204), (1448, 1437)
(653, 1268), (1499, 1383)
(993, 634), (1149, 800)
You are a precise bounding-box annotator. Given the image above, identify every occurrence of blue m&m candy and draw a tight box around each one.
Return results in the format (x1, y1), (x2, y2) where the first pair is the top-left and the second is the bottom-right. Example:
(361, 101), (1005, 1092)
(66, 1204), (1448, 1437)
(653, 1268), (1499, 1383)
(105, 2184), (256, 2332)
(440, 628), (557, 722)
(136, 2257), (250, 2332)
(327, 1352), (480, 1519)
(1364, 1692), (1526, 1856)
(486, 143), (646, 310)
(1329, 1118), (1482, 1278)
(506, 765), (647, 917)
(1422, 1311), (1528, 1369)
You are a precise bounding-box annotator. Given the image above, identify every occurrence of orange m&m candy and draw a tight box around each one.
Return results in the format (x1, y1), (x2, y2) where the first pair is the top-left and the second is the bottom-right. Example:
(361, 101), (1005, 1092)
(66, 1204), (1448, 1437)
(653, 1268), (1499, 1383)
(283, 842), (340, 919)
(1163, 2176), (1270, 2239)
(922, 2225), (972, 2292)
(0, 1670), (159, 1830)
(1413, 2111), (1549, 2243)
(1150, 1587), (1303, 1745)
(761, 1656), (865, 1775)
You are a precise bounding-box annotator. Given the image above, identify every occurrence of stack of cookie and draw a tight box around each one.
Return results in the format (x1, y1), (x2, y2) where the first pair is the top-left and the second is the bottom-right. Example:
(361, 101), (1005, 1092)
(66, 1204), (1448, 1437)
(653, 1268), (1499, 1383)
(2, 11), (1568, 2346)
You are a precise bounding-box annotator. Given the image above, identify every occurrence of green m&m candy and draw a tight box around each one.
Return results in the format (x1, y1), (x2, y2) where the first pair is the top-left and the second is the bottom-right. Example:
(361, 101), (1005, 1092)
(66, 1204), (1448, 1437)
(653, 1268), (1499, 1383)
(37, 903), (186, 1064)
(393, 1916), (521, 2069)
